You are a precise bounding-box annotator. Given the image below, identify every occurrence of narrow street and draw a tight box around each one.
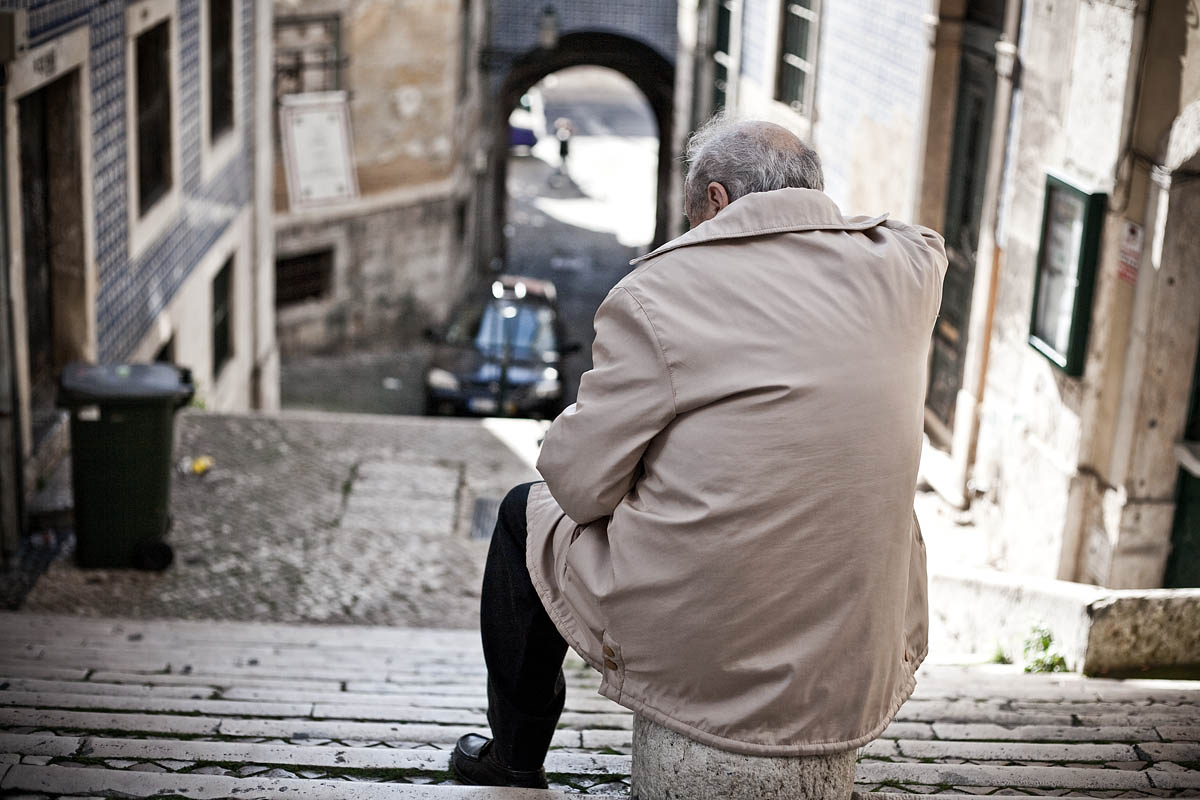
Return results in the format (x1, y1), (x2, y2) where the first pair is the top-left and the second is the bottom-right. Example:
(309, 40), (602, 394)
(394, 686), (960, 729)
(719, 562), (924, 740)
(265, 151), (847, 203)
(505, 67), (659, 404)
(280, 67), (659, 415)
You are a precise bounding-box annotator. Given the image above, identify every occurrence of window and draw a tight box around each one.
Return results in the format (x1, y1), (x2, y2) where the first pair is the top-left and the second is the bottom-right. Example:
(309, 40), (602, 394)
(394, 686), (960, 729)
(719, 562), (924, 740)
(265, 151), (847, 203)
(775, 0), (820, 117)
(275, 249), (333, 307)
(712, 0), (735, 111)
(458, 0), (472, 100)
(135, 20), (172, 217)
(127, 0), (181, 258)
(274, 15), (342, 102)
(208, 0), (234, 142)
(155, 335), (175, 364)
(212, 258), (233, 379)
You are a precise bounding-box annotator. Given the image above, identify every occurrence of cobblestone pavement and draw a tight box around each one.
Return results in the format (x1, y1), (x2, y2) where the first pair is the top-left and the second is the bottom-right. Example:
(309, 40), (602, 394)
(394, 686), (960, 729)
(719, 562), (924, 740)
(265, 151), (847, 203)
(1, 613), (1199, 798)
(21, 411), (543, 627)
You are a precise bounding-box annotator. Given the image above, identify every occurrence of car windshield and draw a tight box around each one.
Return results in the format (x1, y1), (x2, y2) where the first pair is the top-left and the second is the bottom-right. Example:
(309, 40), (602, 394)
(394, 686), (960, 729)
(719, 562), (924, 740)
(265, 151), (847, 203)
(445, 299), (558, 359)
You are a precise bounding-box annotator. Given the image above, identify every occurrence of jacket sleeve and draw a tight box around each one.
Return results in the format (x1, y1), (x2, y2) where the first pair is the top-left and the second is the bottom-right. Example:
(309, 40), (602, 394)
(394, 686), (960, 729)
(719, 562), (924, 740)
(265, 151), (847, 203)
(883, 219), (949, 320)
(536, 286), (677, 525)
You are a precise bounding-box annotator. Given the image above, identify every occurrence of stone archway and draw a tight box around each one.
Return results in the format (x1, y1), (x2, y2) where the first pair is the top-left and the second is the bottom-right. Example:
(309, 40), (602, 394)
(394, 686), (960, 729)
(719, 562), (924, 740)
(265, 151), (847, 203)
(480, 32), (674, 272)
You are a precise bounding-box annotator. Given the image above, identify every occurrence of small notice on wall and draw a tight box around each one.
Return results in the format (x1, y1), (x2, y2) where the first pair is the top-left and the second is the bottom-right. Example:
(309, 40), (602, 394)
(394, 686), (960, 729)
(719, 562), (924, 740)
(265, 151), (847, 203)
(1117, 220), (1143, 286)
(279, 92), (360, 210)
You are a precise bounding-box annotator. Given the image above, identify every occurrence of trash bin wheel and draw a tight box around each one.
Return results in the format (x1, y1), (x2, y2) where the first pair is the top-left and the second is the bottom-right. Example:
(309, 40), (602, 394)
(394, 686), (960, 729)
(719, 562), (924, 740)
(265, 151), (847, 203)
(135, 540), (174, 571)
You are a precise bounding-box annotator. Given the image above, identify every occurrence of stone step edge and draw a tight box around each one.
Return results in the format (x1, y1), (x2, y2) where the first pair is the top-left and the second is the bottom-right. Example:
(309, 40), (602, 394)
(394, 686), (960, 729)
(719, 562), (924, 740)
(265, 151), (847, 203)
(0, 732), (631, 777)
(0, 763), (1130, 800)
(0, 763), (615, 799)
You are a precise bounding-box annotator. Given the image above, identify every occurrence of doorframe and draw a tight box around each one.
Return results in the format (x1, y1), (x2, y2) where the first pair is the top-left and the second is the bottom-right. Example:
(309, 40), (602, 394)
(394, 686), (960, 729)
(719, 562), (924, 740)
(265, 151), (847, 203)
(917, 0), (1020, 508)
(5, 25), (97, 463)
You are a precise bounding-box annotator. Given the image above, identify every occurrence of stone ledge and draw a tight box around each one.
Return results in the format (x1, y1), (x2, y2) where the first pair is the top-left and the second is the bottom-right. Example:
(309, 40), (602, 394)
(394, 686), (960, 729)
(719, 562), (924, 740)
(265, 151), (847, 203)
(1085, 589), (1200, 676)
(929, 568), (1200, 676)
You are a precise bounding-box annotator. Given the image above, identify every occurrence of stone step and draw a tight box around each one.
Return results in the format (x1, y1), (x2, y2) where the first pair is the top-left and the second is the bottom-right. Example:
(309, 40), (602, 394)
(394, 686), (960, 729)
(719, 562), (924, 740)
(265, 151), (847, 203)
(0, 706), (583, 747)
(0, 764), (610, 799)
(0, 689), (631, 729)
(0, 732), (631, 776)
(931, 722), (1170, 742)
(4, 612), (1200, 798)
(0, 676), (619, 713)
(855, 759), (1200, 791)
(6, 731), (1187, 794)
(0, 763), (1130, 800)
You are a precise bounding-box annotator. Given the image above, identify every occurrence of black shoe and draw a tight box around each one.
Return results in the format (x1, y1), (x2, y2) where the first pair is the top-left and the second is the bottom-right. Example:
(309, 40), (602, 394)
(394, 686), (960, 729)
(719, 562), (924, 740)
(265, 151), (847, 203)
(450, 733), (549, 789)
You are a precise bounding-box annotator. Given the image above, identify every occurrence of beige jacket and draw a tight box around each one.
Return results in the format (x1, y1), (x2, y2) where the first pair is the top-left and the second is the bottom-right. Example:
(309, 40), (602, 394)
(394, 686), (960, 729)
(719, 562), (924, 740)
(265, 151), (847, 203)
(527, 188), (946, 756)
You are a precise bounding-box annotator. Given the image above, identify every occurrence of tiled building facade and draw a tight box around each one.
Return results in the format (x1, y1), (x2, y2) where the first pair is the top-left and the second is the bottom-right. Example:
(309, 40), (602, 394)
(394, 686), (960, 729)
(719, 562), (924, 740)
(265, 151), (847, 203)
(0, 0), (277, 558)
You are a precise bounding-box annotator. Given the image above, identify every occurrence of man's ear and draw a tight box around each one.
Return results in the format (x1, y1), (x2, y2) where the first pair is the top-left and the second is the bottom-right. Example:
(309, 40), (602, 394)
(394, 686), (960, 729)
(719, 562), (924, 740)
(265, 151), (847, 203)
(707, 182), (730, 216)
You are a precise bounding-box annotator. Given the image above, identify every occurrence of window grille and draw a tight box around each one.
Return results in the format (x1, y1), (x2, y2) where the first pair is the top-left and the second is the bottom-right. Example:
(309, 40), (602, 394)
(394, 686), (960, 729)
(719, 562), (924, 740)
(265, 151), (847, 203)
(775, 0), (819, 117)
(274, 15), (343, 102)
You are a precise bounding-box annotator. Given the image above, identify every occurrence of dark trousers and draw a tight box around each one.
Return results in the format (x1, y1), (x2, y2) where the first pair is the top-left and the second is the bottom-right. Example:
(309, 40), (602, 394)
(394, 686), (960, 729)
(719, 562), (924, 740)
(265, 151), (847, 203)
(481, 482), (569, 769)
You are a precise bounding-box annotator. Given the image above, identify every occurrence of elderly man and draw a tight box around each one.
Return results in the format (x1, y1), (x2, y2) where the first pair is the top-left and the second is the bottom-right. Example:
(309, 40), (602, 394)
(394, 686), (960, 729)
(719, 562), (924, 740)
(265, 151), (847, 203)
(451, 115), (947, 788)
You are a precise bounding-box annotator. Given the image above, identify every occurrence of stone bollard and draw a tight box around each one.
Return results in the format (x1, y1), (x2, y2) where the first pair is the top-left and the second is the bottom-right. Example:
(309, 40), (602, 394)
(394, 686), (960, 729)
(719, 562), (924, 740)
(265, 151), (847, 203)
(630, 715), (856, 800)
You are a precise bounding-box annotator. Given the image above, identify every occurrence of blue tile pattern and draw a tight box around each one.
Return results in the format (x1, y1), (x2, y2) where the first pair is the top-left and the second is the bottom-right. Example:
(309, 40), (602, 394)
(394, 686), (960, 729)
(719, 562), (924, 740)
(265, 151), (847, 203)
(4, 0), (255, 362)
(490, 0), (677, 64)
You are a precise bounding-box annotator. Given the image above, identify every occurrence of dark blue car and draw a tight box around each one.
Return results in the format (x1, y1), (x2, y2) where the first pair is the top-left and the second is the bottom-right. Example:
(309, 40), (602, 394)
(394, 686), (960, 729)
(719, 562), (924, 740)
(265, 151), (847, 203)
(424, 276), (578, 419)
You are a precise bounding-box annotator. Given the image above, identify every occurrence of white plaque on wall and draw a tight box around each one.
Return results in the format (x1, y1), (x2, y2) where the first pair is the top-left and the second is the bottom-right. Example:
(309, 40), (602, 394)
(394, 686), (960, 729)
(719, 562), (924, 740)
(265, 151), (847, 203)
(279, 91), (360, 210)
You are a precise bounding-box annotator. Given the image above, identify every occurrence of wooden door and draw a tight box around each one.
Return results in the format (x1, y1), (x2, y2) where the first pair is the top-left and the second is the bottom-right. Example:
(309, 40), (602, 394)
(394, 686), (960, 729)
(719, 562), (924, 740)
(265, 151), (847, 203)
(926, 30), (997, 435)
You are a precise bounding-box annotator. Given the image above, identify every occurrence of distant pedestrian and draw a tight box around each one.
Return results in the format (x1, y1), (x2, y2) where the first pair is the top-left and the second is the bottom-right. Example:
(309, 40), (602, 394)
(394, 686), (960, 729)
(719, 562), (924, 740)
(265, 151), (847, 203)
(451, 113), (947, 789)
(553, 117), (573, 175)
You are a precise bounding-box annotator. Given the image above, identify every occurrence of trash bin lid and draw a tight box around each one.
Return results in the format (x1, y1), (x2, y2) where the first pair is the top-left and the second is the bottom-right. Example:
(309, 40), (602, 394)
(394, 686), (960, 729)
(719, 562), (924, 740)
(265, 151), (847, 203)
(60, 362), (194, 405)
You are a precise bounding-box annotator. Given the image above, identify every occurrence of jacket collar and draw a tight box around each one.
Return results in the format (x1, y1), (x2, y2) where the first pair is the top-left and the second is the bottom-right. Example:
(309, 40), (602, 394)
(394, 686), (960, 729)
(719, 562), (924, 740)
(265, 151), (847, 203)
(631, 188), (888, 265)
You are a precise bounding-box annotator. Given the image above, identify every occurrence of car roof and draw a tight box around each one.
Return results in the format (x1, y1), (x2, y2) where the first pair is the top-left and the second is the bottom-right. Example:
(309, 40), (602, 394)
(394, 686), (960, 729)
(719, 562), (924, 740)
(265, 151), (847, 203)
(495, 274), (557, 302)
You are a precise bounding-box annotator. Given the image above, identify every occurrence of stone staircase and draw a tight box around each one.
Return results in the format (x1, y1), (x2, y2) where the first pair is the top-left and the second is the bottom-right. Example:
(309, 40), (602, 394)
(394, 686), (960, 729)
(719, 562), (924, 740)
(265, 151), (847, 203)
(1, 613), (1199, 798)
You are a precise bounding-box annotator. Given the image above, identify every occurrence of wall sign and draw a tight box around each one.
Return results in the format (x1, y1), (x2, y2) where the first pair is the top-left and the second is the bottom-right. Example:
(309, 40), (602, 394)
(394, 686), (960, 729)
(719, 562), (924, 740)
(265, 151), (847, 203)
(1028, 173), (1107, 377)
(279, 91), (359, 210)
(1117, 220), (1143, 286)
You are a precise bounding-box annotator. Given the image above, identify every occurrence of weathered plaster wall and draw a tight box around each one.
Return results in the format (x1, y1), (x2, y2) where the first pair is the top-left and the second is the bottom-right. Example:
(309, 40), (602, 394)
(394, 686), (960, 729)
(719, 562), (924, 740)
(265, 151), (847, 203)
(274, 190), (464, 356)
(273, 0), (462, 211)
(973, 0), (1140, 581)
(272, 0), (476, 353)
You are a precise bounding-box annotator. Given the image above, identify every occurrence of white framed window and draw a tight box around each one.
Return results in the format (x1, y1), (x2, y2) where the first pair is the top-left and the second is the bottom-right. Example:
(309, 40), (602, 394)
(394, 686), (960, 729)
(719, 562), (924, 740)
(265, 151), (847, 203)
(774, 0), (820, 119)
(711, 0), (739, 112)
(126, 0), (182, 260)
(200, 0), (242, 181)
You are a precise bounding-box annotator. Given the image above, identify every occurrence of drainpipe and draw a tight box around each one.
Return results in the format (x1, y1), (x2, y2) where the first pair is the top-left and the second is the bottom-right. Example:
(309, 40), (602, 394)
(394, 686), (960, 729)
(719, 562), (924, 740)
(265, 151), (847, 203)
(0, 80), (22, 561)
(946, 0), (1023, 505)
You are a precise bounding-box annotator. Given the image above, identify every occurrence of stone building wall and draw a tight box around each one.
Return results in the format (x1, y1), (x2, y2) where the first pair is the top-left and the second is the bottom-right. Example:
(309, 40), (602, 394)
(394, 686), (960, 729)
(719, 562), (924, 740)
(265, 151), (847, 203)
(973, 0), (1200, 588)
(274, 189), (463, 356)
(272, 0), (477, 353)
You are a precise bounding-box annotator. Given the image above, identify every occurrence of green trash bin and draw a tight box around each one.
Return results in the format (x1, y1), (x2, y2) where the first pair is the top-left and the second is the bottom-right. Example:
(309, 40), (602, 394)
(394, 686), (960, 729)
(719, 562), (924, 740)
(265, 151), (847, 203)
(59, 362), (194, 570)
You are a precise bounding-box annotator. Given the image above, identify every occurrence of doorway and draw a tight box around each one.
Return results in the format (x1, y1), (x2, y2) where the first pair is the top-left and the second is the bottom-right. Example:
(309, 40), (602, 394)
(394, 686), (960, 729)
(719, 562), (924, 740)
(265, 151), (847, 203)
(926, 10), (1001, 438)
(1165, 335), (1200, 588)
(17, 70), (86, 447)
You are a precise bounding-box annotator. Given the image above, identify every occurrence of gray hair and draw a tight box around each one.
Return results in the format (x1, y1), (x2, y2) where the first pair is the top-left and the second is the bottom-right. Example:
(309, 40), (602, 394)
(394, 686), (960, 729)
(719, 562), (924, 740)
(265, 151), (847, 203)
(683, 112), (824, 222)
